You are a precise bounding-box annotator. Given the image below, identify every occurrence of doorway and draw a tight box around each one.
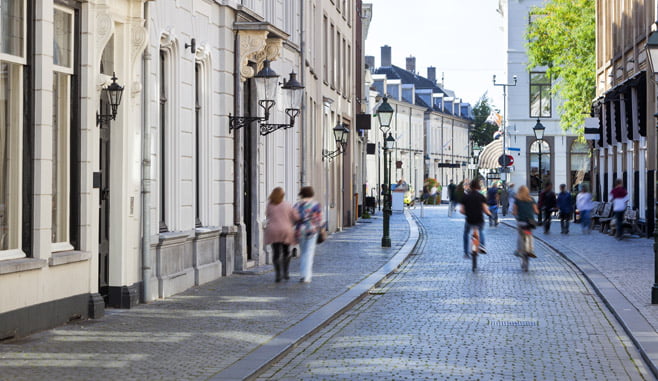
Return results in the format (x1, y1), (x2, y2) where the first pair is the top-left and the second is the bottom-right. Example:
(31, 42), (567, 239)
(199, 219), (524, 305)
(98, 114), (111, 303)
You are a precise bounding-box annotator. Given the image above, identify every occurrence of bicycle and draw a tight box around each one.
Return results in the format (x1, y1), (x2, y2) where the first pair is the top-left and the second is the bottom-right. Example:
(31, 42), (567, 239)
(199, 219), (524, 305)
(515, 222), (535, 272)
(470, 226), (480, 272)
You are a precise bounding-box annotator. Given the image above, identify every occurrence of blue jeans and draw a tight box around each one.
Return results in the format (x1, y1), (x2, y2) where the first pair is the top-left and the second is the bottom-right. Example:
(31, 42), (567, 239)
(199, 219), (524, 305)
(299, 233), (318, 281)
(580, 209), (591, 233)
(463, 222), (485, 255)
(488, 205), (498, 226)
(614, 211), (624, 238)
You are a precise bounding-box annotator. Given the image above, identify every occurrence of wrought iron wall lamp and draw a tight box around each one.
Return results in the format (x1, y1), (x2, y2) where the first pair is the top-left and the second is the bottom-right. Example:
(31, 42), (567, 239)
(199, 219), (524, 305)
(96, 72), (125, 125)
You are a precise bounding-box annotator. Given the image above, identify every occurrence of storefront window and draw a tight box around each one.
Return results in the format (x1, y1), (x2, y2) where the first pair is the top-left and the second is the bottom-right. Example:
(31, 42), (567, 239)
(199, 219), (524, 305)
(570, 141), (591, 191)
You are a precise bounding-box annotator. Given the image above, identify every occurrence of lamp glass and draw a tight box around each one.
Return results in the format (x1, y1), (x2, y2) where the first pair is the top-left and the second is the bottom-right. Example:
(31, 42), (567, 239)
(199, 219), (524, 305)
(533, 119), (545, 140)
(377, 97), (394, 128)
(254, 60), (279, 101)
(282, 72), (304, 109)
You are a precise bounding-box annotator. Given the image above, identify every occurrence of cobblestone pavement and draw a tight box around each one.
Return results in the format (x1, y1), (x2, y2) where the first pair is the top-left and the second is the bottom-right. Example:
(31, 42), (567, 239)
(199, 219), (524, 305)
(259, 207), (652, 380)
(527, 217), (658, 333)
(0, 213), (410, 381)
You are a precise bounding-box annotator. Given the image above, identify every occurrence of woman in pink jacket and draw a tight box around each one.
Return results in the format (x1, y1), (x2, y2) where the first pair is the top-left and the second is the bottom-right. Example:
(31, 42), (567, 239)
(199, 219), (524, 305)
(264, 187), (300, 282)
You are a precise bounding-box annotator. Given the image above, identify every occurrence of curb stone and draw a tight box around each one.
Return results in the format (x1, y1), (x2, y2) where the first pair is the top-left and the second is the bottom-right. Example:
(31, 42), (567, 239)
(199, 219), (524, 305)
(502, 220), (658, 379)
(208, 210), (421, 381)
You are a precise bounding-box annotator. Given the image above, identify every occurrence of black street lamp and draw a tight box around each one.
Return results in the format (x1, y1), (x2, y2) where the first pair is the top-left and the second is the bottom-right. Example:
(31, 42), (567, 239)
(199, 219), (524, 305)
(322, 123), (350, 160)
(97, 72), (125, 125)
(533, 118), (545, 222)
(377, 97), (394, 247)
(645, 31), (658, 304)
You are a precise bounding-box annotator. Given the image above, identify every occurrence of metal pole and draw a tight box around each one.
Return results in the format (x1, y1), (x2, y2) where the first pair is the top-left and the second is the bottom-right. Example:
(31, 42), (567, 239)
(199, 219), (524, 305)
(538, 140), (543, 223)
(494, 75), (517, 184)
(382, 132), (391, 247)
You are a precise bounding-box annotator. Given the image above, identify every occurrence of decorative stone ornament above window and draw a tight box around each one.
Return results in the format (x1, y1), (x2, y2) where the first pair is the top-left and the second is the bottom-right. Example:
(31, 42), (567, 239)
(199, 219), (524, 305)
(234, 21), (289, 82)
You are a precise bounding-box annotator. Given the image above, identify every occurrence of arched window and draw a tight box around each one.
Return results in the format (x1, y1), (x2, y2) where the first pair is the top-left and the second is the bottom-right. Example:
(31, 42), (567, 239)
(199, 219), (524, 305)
(570, 141), (591, 191)
(529, 140), (550, 193)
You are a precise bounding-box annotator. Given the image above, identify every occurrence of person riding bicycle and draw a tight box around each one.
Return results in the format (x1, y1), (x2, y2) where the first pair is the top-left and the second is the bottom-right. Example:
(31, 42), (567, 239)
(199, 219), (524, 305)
(512, 185), (539, 258)
(460, 179), (492, 258)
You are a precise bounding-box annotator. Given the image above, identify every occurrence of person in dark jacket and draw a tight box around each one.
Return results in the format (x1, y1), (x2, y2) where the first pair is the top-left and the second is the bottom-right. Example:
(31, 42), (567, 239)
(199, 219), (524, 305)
(538, 182), (556, 234)
(556, 184), (573, 234)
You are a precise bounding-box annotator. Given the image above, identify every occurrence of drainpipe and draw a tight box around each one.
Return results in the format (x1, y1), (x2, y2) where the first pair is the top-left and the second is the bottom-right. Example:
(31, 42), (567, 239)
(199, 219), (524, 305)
(300, 0), (306, 186)
(141, 0), (152, 303)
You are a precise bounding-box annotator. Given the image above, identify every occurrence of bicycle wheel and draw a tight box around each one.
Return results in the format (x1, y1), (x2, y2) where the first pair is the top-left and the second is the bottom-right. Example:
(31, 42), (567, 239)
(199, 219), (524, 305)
(471, 229), (479, 272)
(472, 251), (478, 272)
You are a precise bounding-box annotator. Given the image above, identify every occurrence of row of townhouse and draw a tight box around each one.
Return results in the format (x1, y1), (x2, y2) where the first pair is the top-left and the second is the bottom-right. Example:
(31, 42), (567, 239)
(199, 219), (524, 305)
(592, 0), (658, 235)
(0, 0), (370, 339)
(364, 46), (473, 200)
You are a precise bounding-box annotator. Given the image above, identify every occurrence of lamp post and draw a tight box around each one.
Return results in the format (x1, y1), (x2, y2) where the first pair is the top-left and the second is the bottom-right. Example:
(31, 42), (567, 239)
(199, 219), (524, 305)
(96, 72), (125, 125)
(645, 31), (658, 303)
(493, 74), (517, 183)
(472, 145), (481, 181)
(533, 118), (546, 222)
(377, 97), (394, 247)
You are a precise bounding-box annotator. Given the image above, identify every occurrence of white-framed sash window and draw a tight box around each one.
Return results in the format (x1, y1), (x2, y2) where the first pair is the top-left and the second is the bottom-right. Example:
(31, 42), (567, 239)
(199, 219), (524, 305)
(0, 0), (26, 260)
(51, 5), (74, 252)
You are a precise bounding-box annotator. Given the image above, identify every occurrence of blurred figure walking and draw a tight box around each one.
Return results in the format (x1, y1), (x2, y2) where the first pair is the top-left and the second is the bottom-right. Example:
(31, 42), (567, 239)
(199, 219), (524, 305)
(576, 184), (594, 234)
(264, 187), (300, 282)
(294, 186), (324, 283)
(557, 184), (573, 234)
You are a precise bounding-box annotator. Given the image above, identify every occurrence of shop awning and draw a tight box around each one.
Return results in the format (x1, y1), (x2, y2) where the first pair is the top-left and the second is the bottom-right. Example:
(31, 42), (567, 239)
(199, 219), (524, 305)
(478, 138), (503, 169)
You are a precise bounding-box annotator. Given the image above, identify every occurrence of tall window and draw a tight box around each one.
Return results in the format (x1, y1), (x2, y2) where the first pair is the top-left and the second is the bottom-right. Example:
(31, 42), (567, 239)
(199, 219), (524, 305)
(195, 63), (202, 227)
(0, 0), (26, 257)
(530, 72), (551, 118)
(336, 31), (341, 93)
(330, 23), (335, 87)
(529, 140), (550, 193)
(52, 6), (74, 250)
(570, 141), (591, 191)
(159, 50), (168, 232)
(323, 16), (328, 81)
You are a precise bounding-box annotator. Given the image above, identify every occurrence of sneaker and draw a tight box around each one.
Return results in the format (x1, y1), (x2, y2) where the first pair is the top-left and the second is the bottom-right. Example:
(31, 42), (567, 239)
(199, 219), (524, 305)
(527, 252), (537, 258)
(479, 245), (487, 254)
(463, 253), (471, 259)
(513, 250), (521, 257)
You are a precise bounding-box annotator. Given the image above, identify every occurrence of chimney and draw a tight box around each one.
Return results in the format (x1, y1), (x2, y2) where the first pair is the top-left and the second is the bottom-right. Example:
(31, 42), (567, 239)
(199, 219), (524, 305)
(406, 56), (416, 73)
(427, 67), (437, 84)
(381, 45), (392, 67)
(365, 55), (375, 70)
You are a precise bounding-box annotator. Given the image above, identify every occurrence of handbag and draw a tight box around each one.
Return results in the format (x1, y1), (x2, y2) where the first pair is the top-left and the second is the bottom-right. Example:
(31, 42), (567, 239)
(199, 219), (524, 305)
(316, 228), (327, 244)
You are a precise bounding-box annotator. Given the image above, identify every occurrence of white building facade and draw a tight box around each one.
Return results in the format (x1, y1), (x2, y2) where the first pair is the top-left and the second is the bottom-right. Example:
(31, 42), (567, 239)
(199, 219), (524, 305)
(501, 0), (582, 194)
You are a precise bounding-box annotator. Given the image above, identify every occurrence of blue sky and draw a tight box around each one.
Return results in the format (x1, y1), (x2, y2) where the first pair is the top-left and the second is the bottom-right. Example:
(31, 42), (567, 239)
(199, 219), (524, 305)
(365, 0), (506, 110)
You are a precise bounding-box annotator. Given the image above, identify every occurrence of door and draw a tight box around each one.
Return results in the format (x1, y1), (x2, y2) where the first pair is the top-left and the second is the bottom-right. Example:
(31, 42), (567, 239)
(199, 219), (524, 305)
(243, 80), (254, 260)
(98, 118), (111, 303)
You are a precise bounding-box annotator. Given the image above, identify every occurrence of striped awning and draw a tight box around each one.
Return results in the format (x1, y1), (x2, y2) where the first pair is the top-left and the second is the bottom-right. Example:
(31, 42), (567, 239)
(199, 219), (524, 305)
(478, 138), (503, 169)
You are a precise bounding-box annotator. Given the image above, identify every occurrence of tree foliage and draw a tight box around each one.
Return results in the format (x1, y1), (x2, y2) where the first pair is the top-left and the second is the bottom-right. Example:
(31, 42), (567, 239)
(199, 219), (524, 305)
(470, 94), (497, 148)
(525, 0), (595, 135)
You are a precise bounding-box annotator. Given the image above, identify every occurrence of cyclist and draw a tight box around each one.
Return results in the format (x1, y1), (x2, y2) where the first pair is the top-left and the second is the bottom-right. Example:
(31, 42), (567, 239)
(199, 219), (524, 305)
(512, 185), (539, 258)
(460, 179), (492, 258)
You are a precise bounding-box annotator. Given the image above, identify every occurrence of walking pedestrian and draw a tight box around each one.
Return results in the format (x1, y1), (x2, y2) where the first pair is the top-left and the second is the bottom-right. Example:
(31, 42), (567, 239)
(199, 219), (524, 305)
(500, 184), (509, 216)
(264, 187), (300, 282)
(486, 183), (500, 227)
(609, 179), (629, 240)
(460, 179), (492, 258)
(507, 183), (516, 214)
(576, 184), (594, 234)
(448, 180), (457, 216)
(294, 186), (324, 283)
(538, 182), (556, 233)
(557, 184), (573, 234)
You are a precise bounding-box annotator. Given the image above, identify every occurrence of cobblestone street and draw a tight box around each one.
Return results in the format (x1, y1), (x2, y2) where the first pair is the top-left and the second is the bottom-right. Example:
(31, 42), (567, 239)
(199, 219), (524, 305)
(259, 207), (652, 380)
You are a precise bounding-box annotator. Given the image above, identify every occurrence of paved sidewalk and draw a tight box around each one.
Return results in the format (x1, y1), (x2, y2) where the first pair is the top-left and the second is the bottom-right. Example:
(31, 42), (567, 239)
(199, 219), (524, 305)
(0, 211), (417, 381)
(499, 214), (658, 377)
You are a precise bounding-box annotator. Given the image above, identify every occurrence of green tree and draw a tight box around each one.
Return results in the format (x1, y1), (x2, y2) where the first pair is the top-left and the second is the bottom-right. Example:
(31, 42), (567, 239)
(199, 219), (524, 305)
(470, 94), (497, 148)
(525, 0), (595, 135)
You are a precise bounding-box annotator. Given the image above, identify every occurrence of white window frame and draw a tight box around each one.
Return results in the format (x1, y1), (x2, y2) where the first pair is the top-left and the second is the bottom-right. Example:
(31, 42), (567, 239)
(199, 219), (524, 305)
(0, 0), (27, 65)
(50, 5), (75, 252)
(53, 5), (74, 75)
(0, 62), (24, 260)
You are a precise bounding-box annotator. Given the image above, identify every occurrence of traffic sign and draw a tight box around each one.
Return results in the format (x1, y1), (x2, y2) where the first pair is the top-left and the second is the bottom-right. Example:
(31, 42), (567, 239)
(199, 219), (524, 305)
(498, 154), (514, 167)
